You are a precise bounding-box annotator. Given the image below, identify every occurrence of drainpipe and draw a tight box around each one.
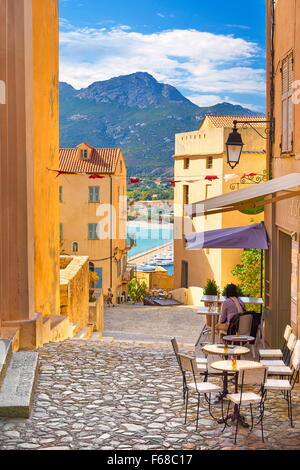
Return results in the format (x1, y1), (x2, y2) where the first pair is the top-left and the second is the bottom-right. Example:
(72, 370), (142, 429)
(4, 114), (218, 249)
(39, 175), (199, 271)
(269, 0), (275, 179)
(269, 0), (279, 346)
(110, 175), (113, 289)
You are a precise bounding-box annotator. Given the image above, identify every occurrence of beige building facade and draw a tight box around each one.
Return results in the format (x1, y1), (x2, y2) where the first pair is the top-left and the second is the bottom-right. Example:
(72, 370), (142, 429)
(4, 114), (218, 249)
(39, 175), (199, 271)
(174, 115), (267, 298)
(59, 143), (128, 303)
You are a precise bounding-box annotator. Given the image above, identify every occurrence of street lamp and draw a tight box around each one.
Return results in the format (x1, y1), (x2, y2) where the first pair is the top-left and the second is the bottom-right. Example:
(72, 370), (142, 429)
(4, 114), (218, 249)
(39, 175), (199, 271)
(226, 121), (244, 169)
(226, 119), (273, 169)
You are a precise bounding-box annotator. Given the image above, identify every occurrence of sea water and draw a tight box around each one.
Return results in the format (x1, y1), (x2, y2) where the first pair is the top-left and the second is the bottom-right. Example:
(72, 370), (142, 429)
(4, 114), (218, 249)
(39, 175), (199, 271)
(127, 222), (174, 275)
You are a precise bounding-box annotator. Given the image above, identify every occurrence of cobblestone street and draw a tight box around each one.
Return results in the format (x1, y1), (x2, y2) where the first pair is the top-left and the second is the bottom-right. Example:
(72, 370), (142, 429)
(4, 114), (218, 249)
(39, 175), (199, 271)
(0, 340), (299, 451)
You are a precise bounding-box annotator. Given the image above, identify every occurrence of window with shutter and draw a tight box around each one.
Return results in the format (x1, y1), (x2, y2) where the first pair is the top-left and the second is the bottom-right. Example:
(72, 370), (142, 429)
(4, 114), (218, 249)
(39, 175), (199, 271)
(88, 223), (99, 240)
(183, 185), (189, 205)
(281, 52), (294, 153)
(89, 186), (100, 202)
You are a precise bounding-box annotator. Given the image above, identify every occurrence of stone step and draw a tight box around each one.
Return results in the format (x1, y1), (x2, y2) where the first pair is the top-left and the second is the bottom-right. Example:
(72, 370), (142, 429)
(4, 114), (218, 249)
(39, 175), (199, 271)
(0, 340), (13, 384)
(89, 331), (104, 341)
(0, 327), (20, 352)
(0, 351), (38, 418)
(70, 322), (80, 337)
(48, 315), (72, 343)
(72, 325), (93, 340)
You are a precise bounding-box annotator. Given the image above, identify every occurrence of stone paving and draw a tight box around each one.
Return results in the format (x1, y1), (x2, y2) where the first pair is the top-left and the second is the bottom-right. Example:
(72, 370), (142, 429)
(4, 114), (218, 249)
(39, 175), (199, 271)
(103, 304), (204, 345)
(0, 340), (299, 450)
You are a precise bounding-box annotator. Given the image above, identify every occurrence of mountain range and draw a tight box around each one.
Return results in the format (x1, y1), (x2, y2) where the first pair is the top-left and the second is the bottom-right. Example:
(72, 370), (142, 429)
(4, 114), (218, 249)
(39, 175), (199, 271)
(60, 72), (260, 175)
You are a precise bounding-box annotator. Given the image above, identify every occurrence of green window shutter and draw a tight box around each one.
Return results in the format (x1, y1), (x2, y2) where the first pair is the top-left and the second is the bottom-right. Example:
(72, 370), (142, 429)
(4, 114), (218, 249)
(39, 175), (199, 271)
(59, 186), (63, 202)
(89, 186), (100, 202)
(60, 223), (63, 241)
(88, 223), (99, 239)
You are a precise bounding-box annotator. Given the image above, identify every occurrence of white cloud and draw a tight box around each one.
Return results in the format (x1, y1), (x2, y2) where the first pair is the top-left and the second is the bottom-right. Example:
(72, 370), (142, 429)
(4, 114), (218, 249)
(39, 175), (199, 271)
(157, 12), (175, 18)
(187, 95), (223, 107)
(187, 94), (265, 112)
(59, 25), (265, 99)
(225, 24), (251, 30)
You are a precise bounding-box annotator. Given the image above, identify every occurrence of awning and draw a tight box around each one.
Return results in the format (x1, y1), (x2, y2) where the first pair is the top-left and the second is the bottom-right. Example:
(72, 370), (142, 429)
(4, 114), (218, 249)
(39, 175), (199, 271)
(187, 173), (300, 217)
(185, 223), (269, 250)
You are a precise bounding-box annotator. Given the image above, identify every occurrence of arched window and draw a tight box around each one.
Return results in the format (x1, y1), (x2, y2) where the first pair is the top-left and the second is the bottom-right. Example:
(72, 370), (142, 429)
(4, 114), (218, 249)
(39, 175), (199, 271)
(89, 262), (95, 271)
(72, 242), (79, 253)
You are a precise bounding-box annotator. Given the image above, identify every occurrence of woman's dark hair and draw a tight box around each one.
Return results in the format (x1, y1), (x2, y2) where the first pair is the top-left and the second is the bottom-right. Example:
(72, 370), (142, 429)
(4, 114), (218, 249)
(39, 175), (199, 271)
(226, 284), (239, 298)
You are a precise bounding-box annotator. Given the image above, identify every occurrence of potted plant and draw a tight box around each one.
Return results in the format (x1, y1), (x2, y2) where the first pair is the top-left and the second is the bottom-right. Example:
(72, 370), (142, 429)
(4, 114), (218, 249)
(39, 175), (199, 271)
(203, 279), (220, 327)
(128, 278), (147, 304)
(222, 284), (245, 297)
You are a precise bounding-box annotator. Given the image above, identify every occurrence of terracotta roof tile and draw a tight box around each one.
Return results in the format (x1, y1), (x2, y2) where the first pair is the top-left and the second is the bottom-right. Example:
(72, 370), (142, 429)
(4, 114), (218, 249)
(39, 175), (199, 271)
(59, 147), (122, 174)
(203, 115), (267, 129)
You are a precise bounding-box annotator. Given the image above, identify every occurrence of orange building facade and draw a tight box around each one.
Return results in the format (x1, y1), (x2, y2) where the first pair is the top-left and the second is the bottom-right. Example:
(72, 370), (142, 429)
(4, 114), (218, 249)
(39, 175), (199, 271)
(265, 0), (300, 346)
(59, 143), (128, 302)
(0, 0), (60, 348)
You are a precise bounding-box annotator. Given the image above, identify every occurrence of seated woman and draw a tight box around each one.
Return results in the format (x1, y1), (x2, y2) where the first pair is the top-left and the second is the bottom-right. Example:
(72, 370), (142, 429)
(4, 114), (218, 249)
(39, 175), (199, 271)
(216, 284), (245, 336)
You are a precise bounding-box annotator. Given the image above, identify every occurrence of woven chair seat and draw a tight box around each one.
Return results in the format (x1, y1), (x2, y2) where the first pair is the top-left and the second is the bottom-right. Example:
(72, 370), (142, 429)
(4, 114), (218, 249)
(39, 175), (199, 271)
(264, 379), (291, 391)
(267, 365), (292, 376)
(227, 392), (262, 405)
(259, 349), (283, 358)
(187, 381), (221, 393)
(260, 359), (285, 366)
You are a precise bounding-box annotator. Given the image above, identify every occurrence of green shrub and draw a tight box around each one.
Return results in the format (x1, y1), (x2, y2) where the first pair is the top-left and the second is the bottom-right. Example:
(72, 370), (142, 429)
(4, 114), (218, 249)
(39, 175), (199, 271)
(203, 279), (220, 296)
(128, 278), (148, 303)
(222, 284), (245, 297)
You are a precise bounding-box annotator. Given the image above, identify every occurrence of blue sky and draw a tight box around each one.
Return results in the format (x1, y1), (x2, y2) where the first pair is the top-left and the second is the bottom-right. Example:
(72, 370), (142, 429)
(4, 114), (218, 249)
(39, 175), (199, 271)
(59, 0), (266, 112)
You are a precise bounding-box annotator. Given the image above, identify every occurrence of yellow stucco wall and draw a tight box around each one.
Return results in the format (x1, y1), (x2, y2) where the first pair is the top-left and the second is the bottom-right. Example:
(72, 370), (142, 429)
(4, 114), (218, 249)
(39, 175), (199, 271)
(33, 0), (60, 317)
(174, 125), (266, 298)
(137, 269), (174, 290)
(60, 256), (89, 327)
(60, 151), (127, 301)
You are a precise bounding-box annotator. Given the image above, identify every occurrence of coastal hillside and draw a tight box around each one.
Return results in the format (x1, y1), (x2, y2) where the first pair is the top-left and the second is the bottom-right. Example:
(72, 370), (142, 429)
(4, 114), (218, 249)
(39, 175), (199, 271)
(60, 72), (260, 175)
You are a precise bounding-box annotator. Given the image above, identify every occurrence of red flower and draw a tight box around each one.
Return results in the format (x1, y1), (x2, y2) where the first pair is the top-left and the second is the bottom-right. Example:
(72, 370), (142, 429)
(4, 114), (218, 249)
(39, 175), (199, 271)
(205, 175), (219, 181)
(242, 173), (257, 179)
(56, 171), (72, 178)
(130, 178), (142, 184)
(89, 174), (105, 179)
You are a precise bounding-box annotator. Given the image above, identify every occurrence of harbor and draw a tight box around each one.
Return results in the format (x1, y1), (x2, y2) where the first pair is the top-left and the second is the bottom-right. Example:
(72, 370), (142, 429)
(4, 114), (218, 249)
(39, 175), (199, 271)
(127, 241), (173, 272)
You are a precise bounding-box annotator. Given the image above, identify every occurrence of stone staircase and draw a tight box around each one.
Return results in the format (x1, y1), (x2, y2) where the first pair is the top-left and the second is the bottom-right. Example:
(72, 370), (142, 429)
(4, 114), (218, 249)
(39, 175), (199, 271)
(0, 339), (38, 418)
(0, 313), (102, 417)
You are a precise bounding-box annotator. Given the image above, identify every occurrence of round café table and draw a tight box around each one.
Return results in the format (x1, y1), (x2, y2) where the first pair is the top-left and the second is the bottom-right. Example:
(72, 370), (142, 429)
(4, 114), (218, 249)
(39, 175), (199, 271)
(223, 335), (255, 346)
(196, 309), (220, 345)
(210, 360), (264, 427)
(203, 344), (249, 360)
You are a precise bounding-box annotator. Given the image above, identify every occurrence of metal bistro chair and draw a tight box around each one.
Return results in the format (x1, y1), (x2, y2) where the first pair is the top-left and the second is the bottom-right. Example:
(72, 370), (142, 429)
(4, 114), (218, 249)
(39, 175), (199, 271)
(259, 324), (292, 361)
(224, 366), (268, 444)
(171, 337), (208, 366)
(261, 333), (297, 369)
(255, 307), (266, 349)
(177, 353), (222, 432)
(171, 338), (208, 404)
(223, 314), (255, 357)
(264, 341), (300, 427)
